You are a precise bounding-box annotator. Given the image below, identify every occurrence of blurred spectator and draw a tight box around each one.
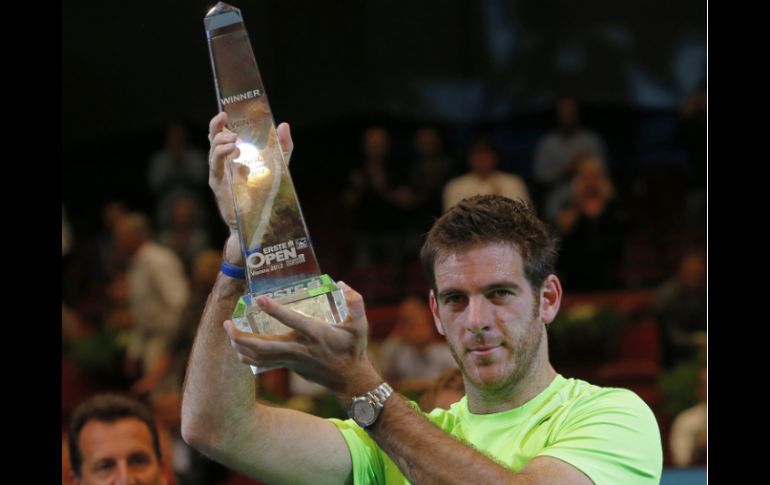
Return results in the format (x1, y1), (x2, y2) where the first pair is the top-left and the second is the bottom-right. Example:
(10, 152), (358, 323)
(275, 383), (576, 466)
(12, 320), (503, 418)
(62, 303), (90, 343)
(379, 297), (457, 394)
(653, 250), (707, 369)
(343, 126), (410, 264)
(418, 367), (465, 412)
(669, 366), (707, 467)
(103, 272), (134, 333)
(407, 124), (454, 215)
(148, 121), (208, 231)
(399, 125), (455, 253)
(548, 155), (616, 228)
(92, 201), (129, 283)
(554, 156), (628, 292)
(532, 97), (606, 185)
(113, 212), (189, 389)
(157, 196), (211, 275)
(63, 200), (127, 313)
(132, 250), (221, 399)
(64, 273), (134, 390)
(532, 97), (606, 205)
(442, 137), (529, 211)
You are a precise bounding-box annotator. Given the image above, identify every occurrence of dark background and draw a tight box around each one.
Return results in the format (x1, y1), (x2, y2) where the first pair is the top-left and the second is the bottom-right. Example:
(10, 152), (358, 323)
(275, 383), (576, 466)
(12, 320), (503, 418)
(63, 0), (706, 239)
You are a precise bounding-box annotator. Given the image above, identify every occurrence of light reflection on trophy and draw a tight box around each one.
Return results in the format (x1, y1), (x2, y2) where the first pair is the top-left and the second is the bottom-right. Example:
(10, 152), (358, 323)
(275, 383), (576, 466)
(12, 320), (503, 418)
(205, 2), (348, 373)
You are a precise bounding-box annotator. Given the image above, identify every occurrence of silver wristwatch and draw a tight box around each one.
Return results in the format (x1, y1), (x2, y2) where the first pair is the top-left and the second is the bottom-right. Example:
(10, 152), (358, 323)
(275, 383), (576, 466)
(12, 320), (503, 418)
(349, 382), (394, 428)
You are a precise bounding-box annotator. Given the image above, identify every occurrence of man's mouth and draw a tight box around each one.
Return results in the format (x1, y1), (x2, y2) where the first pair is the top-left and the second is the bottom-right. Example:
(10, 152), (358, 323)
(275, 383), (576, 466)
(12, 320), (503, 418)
(467, 344), (502, 357)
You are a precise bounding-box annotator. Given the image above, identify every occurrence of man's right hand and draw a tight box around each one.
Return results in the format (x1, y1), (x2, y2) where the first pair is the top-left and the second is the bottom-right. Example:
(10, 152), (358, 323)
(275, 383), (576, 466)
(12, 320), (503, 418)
(207, 112), (294, 232)
(223, 281), (382, 400)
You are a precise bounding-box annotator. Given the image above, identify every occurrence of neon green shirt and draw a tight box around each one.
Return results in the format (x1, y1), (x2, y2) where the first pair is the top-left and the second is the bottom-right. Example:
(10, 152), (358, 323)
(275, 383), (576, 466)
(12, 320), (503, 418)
(330, 374), (662, 484)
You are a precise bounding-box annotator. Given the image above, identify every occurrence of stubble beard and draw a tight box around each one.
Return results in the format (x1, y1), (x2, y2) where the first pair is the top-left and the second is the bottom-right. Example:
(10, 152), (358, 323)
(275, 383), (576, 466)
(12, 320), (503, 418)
(447, 311), (545, 402)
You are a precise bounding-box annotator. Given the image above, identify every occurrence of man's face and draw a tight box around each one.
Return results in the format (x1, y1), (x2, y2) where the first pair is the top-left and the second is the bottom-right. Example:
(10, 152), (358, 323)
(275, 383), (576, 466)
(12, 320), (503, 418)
(469, 147), (497, 177)
(72, 418), (165, 485)
(429, 243), (548, 394)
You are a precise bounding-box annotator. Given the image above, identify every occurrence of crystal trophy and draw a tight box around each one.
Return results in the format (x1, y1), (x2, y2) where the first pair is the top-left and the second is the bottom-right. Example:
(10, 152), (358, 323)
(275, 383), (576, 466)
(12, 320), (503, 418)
(205, 2), (348, 373)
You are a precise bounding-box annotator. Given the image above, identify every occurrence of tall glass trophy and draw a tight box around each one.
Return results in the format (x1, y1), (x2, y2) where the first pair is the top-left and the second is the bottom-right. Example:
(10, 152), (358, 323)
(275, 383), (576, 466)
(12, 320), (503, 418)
(205, 2), (348, 373)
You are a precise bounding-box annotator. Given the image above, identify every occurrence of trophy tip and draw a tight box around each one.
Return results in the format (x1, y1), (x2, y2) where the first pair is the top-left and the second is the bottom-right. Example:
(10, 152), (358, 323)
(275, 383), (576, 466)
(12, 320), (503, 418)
(205, 2), (240, 18)
(204, 2), (242, 31)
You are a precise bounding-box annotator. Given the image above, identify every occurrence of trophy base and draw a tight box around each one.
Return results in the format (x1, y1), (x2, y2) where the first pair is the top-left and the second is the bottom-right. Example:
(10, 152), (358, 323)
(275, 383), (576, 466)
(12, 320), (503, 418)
(231, 274), (349, 374)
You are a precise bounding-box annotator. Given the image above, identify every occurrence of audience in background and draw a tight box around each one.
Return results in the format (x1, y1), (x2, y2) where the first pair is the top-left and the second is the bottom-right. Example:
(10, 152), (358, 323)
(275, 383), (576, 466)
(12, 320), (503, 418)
(669, 366), (707, 467)
(653, 250), (707, 369)
(400, 125), (454, 252)
(147, 121), (208, 232)
(418, 367), (465, 412)
(343, 126), (411, 265)
(554, 156), (628, 292)
(379, 296), (457, 394)
(443, 136), (529, 211)
(113, 212), (189, 393)
(531, 97), (606, 204)
(157, 196), (211, 276)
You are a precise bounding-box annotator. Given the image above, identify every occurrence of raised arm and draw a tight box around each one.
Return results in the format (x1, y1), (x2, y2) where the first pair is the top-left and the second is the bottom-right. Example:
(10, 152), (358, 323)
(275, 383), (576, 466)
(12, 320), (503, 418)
(180, 113), (352, 485)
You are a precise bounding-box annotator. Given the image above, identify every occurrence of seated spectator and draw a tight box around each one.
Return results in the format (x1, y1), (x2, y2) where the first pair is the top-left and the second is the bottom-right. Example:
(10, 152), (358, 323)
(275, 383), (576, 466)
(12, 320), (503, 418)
(654, 250), (707, 369)
(555, 156), (628, 291)
(669, 367), (707, 467)
(343, 126), (410, 264)
(398, 125), (454, 253)
(418, 367), (465, 412)
(157, 195), (211, 276)
(147, 121), (208, 231)
(531, 97), (606, 200)
(443, 137), (529, 211)
(67, 393), (170, 484)
(379, 296), (457, 394)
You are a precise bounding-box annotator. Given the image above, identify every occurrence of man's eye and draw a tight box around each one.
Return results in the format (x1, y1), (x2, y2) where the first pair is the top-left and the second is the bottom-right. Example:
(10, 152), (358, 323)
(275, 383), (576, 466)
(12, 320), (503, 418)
(443, 294), (466, 305)
(487, 289), (513, 299)
(94, 461), (115, 472)
(129, 453), (152, 466)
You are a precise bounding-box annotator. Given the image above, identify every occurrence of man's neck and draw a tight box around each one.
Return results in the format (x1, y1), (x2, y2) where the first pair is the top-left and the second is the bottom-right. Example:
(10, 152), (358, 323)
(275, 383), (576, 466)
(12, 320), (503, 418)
(465, 363), (557, 415)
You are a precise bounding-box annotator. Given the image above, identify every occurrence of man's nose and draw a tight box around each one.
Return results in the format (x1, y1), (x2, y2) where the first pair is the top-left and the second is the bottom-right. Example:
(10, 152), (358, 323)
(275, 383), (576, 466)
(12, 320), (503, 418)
(466, 296), (491, 335)
(113, 460), (133, 485)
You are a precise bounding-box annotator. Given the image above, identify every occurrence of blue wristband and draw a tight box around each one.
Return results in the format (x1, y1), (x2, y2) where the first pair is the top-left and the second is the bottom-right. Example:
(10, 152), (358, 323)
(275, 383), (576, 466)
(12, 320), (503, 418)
(221, 261), (246, 280)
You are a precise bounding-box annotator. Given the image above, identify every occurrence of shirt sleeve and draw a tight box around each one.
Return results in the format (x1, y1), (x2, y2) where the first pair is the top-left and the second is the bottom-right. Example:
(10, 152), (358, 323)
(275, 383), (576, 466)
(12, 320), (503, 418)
(328, 401), (441, 485)
(536, 388), (663, 485)
(328, 418), (386, 485)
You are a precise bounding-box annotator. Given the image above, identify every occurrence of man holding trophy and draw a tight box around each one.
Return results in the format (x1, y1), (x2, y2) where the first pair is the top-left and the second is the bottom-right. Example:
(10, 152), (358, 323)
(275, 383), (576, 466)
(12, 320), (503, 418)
(181, 3), (662, 484)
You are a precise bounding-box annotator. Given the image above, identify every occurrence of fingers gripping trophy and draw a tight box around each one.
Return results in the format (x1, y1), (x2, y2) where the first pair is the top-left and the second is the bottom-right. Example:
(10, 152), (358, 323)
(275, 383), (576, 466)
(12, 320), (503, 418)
(204, 2), (348, 373)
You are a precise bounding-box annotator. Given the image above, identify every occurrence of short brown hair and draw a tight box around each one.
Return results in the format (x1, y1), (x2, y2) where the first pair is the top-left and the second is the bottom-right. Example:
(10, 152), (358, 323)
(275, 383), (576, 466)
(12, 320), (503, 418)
(68, 394), (162, 477)
(420, 195), (557, 291)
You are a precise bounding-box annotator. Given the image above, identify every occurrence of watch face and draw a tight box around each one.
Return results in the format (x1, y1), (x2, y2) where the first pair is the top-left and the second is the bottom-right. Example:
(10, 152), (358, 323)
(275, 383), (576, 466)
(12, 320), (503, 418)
(351, 399), (376, 427)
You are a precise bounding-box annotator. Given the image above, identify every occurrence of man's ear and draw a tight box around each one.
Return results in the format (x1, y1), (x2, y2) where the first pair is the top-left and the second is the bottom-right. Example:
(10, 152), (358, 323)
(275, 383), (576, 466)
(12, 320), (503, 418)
(539, 275), (562, 325)
(429, 290), (445, 336)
